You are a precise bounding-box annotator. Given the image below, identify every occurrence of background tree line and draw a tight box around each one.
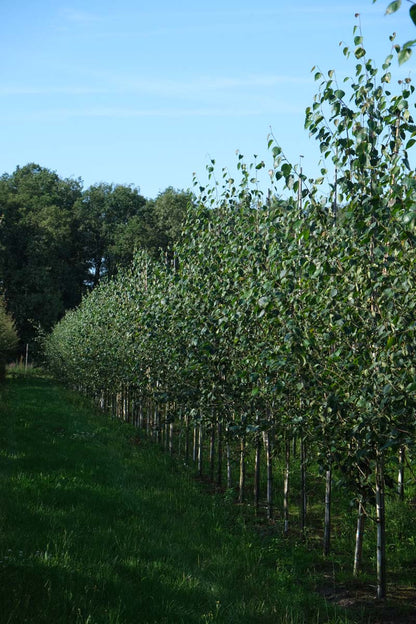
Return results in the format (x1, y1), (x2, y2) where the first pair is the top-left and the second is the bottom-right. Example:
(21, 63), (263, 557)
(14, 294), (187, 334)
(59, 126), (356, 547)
(0, 162), (193, 352)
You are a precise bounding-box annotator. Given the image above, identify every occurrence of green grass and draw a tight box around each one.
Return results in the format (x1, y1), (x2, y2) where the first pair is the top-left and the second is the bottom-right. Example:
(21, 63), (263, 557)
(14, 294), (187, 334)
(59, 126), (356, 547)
(0, 373), (354, 624)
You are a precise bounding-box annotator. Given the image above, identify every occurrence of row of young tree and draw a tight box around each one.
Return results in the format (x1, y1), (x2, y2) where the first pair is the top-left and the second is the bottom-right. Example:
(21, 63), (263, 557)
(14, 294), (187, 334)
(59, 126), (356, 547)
(45, 35), (416, 599)
(0, 165), (193, 349)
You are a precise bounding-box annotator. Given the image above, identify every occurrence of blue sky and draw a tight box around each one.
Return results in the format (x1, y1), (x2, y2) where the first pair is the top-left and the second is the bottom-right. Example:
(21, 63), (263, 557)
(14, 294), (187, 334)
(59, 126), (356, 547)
(1, 1), (414, 198)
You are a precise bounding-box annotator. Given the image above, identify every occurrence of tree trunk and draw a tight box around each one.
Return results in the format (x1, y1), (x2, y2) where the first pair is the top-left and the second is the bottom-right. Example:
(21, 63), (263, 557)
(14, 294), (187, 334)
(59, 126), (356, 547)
(263, 431), (273, 520)
(123, 387), (127, 422)
(376, 455), (386, 600)
(239, 437), (245, 504)
(254, 433), (261, 511)
(184, 412), (190, 465)
(217, 421), (223, 486)
(323, 466), (332, 556)
(146, 398), (151, 436)
(169, 422), (174, 455)
(353, 498), (365, 577)
(300, 438), (307, 534)
(197, 423), (203, 476)
(283, 438), (290, 535)
(163, 405), (169, 450)
(193, 424), (197, 463)
(398, 446), (405, 501)
(226, 442), (232, 489)
(209, 424), (215, 482)
(138, 398), (143, 428)
(155, 403), (161, 443)
(177, 408), (182, 456)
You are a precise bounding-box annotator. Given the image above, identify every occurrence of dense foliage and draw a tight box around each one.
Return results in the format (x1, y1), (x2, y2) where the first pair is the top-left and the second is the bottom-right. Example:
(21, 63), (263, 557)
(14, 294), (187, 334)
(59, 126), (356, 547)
(0, 296), (18, 380)
(0, 164), (192, 350)
(42, 33), (416, 598)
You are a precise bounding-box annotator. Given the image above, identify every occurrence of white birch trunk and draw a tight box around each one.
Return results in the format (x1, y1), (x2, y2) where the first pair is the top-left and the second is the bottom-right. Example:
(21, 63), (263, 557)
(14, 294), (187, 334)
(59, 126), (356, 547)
(323, 466), (332, 556)
(353, 498), (365, 577)
(376, 455), (386, 599)
(283, 439), (290, 535)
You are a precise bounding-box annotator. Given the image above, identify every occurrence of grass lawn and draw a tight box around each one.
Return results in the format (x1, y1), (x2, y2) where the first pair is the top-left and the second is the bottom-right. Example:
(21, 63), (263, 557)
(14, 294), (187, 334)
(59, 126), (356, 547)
(0, 372), (408, 623)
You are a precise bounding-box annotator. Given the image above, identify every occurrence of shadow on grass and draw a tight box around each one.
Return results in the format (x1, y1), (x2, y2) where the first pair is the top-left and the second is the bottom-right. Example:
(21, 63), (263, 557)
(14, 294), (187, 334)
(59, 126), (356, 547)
(0, 375), (352, 623)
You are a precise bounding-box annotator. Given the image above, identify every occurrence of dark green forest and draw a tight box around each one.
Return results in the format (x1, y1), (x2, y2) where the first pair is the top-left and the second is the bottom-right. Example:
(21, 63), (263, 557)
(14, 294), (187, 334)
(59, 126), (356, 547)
(0, 163), (193, 351)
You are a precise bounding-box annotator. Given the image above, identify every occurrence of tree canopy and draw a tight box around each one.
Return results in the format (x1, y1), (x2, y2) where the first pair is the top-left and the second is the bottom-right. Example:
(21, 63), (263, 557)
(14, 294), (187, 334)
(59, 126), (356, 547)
(0, 164), (192, 350)
(0, 295), (18, 379)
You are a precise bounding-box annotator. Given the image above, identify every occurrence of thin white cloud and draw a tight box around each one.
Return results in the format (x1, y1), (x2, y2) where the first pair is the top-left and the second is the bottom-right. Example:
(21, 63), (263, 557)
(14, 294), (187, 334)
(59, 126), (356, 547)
(73, 105), (303, 118)
(60, 9), (103, 24)
(0, 86), (110, 96)
(124, 74), (311, 96)
(1, 103), (306, 122)
(0, 74), (311, 99)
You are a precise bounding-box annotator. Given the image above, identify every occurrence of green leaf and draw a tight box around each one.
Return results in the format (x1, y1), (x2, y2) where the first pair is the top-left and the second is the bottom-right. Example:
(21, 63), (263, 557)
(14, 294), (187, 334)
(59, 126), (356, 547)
(354, 47), (366, 59)
(385, 0), (401, 15)
(411, 4), (416, 25)
(406, 381), (416, 393)
(402, 38), (416, 48)
(398, 45), (413, 65)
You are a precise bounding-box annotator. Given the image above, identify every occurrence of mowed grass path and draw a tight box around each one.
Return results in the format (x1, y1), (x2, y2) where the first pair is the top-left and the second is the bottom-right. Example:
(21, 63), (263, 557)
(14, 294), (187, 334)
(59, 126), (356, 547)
(0, 374), (348, 624)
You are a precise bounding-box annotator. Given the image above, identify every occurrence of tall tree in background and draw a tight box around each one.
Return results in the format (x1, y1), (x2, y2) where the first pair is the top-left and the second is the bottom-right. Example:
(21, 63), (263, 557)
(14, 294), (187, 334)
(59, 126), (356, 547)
(0, 163), (85, 346)
(147, 187), (195, 259)
(97, 186), (194, 268)
(74, 182), (147, 285)
(0, 295), (18, 379)
(0, 162), (193, 351)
